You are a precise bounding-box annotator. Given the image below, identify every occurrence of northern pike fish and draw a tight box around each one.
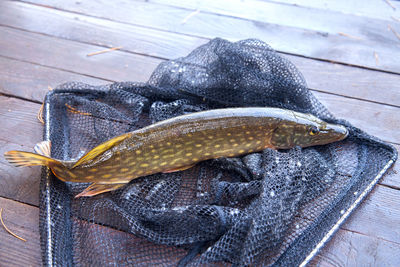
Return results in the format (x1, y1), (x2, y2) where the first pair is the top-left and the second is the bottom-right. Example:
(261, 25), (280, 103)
(4, 107), (348, 197)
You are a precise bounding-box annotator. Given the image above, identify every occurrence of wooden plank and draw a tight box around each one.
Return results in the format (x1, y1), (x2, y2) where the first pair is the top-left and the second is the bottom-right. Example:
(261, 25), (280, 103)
(0, 26), (162, 83)
(0, 1), (397, 264)
(0, 1), (208, 61)
(310, 229), (400, 266)
(2, 1), (400, 106)
(0, 56), (105, 103)
(380, 144), (400, 189)
(286, 55), (400, 108)
(0, 141), (40, 207)
(20, 0), (400, 73)
(1, 195), (399, 267)
(0, 58), (398, 152)
(0, 97), (42, 149)
(0, 197), (41, 267)
(150, 0), (400, 31)
(0, 97), (42, 206)
(314, 91), (400, 144)
(266, 0), (400, 21)
(0, 25), (398, 144)
(341, 185), (400, 245)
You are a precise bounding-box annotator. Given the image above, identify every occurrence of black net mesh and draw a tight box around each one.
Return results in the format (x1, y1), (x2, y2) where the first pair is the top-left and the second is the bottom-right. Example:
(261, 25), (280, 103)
(39, 38), (397, 266)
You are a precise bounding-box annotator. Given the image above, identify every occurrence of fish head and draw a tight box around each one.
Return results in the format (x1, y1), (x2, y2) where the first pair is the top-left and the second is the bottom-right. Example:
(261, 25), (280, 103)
(270, 113), (348, 149)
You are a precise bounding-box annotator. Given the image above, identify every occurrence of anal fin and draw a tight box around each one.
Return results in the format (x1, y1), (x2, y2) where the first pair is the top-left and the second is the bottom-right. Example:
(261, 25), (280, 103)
(162, 164), (195, 173)
(75, 183), (126, 198)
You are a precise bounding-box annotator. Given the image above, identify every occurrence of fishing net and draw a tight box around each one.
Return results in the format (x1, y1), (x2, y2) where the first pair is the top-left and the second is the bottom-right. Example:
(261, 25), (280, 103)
(39, 38), (397, 266)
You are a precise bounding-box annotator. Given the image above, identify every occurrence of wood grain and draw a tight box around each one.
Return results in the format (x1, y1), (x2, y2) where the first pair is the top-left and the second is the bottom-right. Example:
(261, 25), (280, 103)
(0, 1), (209, 61)
(1, 1), (399, 106)
(266, 0), (400, 21)
(2, 194), (399, 267)
(0, 1), (399, 264)
(0, 97), (42, 148)
(0, 96), (42, 206)
(341, 184), (400, 244)
(0, 26), (398, 145)
(314, 91), (400, 145)
(0, 56), (106, 103)
(286, 55), (400, 108)
(310, 229), (400, 266)
(20, 0), (400, 73)
(380, 144), (400, 189)
(0, 141), (41, 207)
(0, 26), (162, 83)
(0, 197), (41, 267)
(150, 0), (400, 38)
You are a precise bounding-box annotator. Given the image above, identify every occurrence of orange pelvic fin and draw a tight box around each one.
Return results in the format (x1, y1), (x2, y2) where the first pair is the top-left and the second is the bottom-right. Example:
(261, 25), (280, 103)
(75, 183), (126, 198)
(162, 164), (195, 173)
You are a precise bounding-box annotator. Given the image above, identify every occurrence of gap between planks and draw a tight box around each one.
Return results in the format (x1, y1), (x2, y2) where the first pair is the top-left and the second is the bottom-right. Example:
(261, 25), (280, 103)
(0, 53), (115, 84)
(1, 1), (399, 107)
(15, 0), (400, 75)
(0, 2), (400, 106)
(0, 26), (398, 109)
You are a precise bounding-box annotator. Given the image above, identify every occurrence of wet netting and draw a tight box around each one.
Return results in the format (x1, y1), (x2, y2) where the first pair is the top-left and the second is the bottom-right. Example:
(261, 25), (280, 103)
(39, 39), (397, 266)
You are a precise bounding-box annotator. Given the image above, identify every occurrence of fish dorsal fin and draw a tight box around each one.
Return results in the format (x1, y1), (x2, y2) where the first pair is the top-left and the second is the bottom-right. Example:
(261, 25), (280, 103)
(34, 141), (51, 157)
(72, 133), (132, 168)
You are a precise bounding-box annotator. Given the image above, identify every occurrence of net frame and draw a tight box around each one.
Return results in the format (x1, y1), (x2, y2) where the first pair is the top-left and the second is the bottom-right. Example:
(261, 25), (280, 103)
(37, 38), (397, 266)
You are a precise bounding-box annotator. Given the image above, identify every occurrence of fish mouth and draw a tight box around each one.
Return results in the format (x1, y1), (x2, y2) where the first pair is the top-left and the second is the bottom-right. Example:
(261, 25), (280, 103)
(322, 124), (349, 141)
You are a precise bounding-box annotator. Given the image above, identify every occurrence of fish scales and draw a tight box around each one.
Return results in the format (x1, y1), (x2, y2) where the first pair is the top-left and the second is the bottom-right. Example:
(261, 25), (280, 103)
(58, 116), (275, 183)
(4, 107), (348, 197)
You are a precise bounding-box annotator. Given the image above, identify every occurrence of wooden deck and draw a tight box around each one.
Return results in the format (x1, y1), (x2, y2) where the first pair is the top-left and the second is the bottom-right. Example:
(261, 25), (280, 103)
(0, 0), (399, 266)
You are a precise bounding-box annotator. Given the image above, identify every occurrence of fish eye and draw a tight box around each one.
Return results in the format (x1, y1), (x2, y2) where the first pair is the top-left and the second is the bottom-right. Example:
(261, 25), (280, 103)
(309, 126), (320, 136)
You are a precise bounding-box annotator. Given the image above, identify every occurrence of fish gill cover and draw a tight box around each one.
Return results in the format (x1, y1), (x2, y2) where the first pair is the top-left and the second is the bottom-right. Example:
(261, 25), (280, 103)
(40, 39), (396, 266)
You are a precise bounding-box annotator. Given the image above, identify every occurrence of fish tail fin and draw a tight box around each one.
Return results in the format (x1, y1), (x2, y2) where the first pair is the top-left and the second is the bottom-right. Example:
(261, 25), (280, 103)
(4, 151), (58, 167)
(4, 141), (60, 168)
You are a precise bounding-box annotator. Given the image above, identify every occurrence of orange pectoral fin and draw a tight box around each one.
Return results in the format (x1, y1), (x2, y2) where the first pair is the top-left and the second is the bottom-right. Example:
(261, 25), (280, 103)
(75, 183), (126, 198)
(162, 164), (195, 173)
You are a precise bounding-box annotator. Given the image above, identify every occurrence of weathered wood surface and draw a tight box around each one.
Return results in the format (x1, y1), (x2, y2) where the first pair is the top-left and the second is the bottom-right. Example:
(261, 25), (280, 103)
(310, 229), (400, 266)
(266, 0), (400, 21)
(21, 0), (400, 73)
(1, 0), (400, 106)
(0, 197), (41, 267)
(0, 28), (399, 144)
(0, 56), (105, 103)
(0, 0), (399, 266)
(0, 26), (161, 83)
(0, 97), (42, 206)
(0, 1), (209, 61)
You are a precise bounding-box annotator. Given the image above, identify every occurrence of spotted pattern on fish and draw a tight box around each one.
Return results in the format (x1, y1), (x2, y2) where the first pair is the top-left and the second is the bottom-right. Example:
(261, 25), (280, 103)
(4, 107), (348, 197)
